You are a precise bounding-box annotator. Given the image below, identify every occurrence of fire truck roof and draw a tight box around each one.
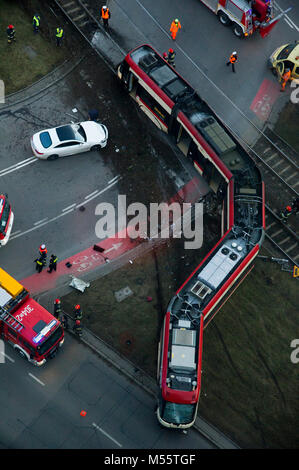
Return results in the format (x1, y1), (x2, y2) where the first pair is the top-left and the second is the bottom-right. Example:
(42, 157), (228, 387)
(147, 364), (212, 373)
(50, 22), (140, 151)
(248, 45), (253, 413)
(10, 298), (58, 345)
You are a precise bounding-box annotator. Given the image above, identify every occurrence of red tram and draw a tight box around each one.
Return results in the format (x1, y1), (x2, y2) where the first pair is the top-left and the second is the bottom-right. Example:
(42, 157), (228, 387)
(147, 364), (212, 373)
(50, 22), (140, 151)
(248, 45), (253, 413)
(117, 45), (265, 429)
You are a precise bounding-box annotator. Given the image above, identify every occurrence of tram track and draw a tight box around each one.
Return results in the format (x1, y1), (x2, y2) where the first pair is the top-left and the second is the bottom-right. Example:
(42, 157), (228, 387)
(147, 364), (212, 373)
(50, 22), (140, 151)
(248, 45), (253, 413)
(52, 0), (299, 271)
(251, 127), (299, 196)
(264, 204), (299, 266)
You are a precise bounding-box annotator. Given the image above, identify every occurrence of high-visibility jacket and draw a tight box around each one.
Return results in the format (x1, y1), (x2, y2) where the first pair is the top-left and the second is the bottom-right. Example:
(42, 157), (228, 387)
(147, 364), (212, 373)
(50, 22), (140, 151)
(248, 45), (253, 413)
(54, 303), (62, 317)
(282, 70), (291, 82)
(170, 20), (181, 33)
(33, 15), (40, 26)
(229, 54), (237, 63)
(101, 8), (110, 19)
(7, 27), (15, 38)
(56, 28), (63, 38)
(168, 51), (176, 65)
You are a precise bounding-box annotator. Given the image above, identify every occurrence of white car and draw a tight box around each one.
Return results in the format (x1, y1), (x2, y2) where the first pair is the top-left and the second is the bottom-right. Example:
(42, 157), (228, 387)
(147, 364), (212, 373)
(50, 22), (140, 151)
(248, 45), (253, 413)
(31, 121), (108, 160)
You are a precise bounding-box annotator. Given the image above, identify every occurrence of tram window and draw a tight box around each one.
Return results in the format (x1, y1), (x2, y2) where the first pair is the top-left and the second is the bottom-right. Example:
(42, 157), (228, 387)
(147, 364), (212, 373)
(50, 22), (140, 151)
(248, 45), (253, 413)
(136, 86), (170, 124)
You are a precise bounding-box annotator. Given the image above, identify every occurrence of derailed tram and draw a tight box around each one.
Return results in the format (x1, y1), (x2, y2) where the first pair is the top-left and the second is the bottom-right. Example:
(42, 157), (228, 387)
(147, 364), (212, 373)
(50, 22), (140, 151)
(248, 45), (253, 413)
(117, 45), (265, 429)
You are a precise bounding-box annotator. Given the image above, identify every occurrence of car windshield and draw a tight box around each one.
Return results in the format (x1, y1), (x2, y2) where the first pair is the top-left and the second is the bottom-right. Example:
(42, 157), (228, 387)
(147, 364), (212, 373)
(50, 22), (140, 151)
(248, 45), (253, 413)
(0, 199), (10, 232)
(56, 124), (86, 143)
(37, 325), (63, 356)
(277, 43), (297, 61)
(161, 401), (196, 425)
(39, 131), (52, 148)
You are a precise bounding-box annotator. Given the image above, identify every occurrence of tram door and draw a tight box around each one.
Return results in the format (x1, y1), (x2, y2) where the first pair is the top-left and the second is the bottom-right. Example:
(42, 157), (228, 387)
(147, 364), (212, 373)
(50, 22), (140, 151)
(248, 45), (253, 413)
(173, 123), (192, 157)
(118, 62), (134, 92)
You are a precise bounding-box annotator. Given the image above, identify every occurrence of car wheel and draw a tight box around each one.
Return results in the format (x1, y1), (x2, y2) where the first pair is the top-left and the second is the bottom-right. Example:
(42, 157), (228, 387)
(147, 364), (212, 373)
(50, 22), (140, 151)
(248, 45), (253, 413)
(17, 349), (26, 360)
(47, 154), (59, 161)
(90, 145), (101, 152)
(232, 23), (244, 38)
(218, 11), (231, 26)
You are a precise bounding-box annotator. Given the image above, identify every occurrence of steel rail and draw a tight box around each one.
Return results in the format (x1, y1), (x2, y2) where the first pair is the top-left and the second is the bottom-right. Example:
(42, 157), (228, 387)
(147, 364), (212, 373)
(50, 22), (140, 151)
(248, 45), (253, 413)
(265, 204), (298, 266)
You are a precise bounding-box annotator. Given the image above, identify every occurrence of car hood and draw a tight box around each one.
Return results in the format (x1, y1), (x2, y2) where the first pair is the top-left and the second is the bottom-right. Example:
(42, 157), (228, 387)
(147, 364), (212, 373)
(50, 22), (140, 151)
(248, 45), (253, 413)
(80, 121), (107, 142)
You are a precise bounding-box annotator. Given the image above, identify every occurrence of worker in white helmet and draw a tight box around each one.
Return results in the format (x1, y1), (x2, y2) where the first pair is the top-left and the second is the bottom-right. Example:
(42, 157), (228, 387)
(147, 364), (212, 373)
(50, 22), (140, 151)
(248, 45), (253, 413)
(226, 51), (238, 73)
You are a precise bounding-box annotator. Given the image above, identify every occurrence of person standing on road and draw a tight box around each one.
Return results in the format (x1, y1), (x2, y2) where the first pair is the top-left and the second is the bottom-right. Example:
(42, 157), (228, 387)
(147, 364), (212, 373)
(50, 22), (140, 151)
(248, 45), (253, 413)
(39, 244), (48, 266)
(7, 25), (16, 45)
(61, 314), (69, 329)
(74, 304), (83, 321)
(35, 257), (44, 273)
(73, 319), (83, 337)
(168, 48), (176, 68)
(280, 205), (292, 223)
(280, 68), (292, 92)
(54, 299), (62, 319)
(88, 109), (99, 121)
(163, 52), (168, 61)
(48, 254), (58, 273)
(32, 14), (40, 34)
(101, 5), (111, 29)
(170, 19), (181, 41)
(226, 52), (238, 73)
(56, 27), (64, 46)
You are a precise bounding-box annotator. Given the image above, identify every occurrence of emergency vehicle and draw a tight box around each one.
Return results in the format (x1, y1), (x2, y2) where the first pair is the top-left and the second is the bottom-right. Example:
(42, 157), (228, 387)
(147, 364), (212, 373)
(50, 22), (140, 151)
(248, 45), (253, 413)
(268, 41), (299, 80)
(0, 268), (64, 365)
(0, 194), (14, 247)
(198, 0), (290, 38)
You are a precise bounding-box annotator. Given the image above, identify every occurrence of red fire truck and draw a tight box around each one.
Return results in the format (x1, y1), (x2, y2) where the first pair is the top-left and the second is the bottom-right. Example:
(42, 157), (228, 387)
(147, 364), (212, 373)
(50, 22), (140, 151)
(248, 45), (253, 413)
(199, 0), (290, 38)
(0, 268), (64, 365)
(0, 194), (14, 247)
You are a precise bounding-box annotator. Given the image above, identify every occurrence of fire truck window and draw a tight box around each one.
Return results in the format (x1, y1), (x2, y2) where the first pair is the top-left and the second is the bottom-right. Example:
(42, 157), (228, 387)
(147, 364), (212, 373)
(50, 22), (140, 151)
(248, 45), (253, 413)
(8, 327), (17, 337)
(0, 200), (10, 229)
(295, 67), (299, 75)
(21, 339), (35, 355)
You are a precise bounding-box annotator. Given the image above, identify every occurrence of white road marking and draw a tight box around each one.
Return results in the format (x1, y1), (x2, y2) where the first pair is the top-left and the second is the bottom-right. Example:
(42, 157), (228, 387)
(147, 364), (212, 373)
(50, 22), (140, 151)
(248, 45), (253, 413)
(92, 422), (122, 447)
(0, 157), (37, 177)
(0, 351), (15, 363)
(62, 203), (76, 212)
(34, 217), (49, 226)
(85, 190), (99, 199)
(76, 177), (121, 208)
(276, 3), (299, 31)
(108, 175), (120, 185)
(10, 230), (21, 237)
(28, 373), (45, 386)
(284, 18), (294, 29)
(10, 177), (121, 241)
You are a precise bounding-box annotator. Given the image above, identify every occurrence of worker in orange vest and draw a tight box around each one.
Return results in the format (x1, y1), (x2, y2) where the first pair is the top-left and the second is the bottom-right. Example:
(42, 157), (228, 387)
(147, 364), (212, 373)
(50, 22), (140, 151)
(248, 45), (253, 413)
(101, 5), (111, 29)
(280, 68), (292, 92)
(170, 19), (181, 40)
(226, 51), (237, 73)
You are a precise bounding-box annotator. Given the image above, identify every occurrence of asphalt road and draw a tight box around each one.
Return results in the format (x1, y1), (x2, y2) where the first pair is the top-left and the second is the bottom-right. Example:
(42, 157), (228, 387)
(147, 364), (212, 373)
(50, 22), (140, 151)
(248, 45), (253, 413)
(0, 332), (214, 449)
